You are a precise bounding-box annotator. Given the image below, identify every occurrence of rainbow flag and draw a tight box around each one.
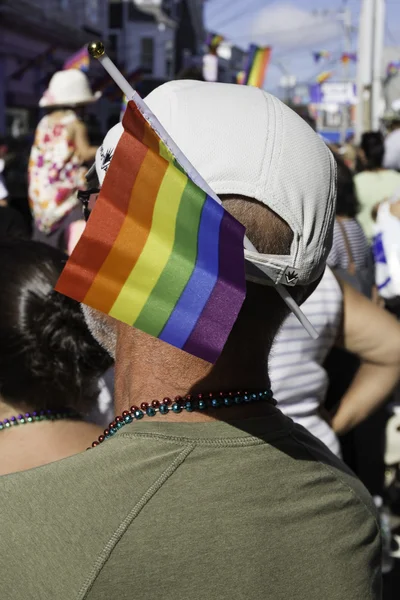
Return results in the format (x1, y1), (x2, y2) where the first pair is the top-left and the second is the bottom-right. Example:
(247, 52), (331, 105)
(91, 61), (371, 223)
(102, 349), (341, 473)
(206, 33), (224, 53)
(240, 45), (272, 88)
(316, 71), (333, 84)
(63, 47), (90, 72)
(56, 101), (246, 363)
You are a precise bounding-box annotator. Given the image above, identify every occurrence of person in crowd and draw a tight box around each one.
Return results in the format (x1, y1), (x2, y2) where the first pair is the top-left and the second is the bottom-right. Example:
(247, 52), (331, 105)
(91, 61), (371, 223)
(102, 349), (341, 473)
(383, 114), (400, 171)
(28, 69), (99, 254)
(0, 82), (380, 600)
(0, 240), (112, 475)
(271, 267), (400, 456)
(270, 157), (396, 458)
(328, 156), (373, 296)
(355, 131), (400, 240)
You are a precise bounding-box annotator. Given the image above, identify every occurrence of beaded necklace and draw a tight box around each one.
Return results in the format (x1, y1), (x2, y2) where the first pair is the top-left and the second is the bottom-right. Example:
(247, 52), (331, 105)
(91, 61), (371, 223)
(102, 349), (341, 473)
(89, 389), (275, 449)
(0, 410), (79, 431)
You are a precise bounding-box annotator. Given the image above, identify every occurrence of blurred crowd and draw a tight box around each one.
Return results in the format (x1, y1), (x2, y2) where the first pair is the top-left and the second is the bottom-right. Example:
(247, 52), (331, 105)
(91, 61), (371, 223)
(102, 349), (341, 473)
(2, 67), (400, 598)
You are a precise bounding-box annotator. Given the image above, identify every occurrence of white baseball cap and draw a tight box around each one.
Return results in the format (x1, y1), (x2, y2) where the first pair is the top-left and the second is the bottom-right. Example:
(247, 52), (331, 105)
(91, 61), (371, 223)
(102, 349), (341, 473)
(91, 81), (336, 332)
(39, 69), (101, 108)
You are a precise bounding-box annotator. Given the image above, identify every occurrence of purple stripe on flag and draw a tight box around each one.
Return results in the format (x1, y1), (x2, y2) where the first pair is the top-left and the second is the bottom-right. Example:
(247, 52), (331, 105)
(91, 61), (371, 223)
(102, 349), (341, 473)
(159, 195), (223, 349)
(183, 211), (246, 363)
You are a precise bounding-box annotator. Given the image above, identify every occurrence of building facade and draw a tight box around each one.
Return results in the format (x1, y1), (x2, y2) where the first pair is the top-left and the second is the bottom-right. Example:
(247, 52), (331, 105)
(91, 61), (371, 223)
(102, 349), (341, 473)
(0, 0), (109, 137)
(108, 0), (176, 85)
(108, 0), (205, 96)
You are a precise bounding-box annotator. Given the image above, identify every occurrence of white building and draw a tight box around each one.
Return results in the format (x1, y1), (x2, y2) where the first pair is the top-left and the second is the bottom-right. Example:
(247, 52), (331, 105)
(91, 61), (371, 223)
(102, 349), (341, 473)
(108, 0), (176, 83)
(108, 0), (205, 95)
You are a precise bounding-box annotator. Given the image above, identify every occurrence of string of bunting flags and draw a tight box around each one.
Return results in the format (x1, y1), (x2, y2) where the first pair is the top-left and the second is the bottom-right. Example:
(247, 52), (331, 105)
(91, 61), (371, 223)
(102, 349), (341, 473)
(387, 61), (400, 77)
(316, 71), (333, 84)
(313, 51), (357, 65)
(313, 50), (331, 62)
(341, 52), (357, 64)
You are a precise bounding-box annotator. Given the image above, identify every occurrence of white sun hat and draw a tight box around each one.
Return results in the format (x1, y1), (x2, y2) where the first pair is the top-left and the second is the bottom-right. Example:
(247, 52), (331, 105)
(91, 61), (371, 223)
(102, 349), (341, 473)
(39, 69), (101, 108)
(91, 81), (337, 333)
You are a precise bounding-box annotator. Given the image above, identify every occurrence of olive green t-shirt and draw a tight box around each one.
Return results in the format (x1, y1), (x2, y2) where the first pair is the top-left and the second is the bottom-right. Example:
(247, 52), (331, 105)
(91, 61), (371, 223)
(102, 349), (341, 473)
(0, 406), (381, 599)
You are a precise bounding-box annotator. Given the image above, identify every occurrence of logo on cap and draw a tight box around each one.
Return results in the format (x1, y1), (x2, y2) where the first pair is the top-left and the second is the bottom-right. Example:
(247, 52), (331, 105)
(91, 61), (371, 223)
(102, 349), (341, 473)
(99, 146), (114, 171)
(284, 267), (299, 286)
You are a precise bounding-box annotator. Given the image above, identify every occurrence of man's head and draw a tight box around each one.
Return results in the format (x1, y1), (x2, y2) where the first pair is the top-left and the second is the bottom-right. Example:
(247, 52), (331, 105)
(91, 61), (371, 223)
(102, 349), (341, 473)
(83, 81), (336, 365)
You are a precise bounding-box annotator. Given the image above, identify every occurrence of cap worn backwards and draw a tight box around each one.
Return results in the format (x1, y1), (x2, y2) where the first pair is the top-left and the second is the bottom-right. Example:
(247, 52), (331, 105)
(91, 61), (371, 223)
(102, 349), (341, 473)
(94, 80), (336, 289)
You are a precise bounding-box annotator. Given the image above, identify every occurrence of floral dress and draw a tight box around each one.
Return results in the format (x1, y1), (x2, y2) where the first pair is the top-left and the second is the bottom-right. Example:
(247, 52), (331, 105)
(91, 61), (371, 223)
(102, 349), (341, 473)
(28, 111), (86, 234)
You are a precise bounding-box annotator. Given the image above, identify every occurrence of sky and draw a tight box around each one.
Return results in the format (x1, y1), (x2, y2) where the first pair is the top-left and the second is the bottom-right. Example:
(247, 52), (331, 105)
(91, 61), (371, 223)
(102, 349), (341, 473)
(204, 0), (400, 94)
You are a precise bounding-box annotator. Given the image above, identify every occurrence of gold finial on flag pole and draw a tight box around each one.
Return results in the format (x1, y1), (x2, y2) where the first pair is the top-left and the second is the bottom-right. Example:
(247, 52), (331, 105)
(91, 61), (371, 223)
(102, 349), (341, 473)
(87, 41), (136, 100)
(88, 41), (105, 59)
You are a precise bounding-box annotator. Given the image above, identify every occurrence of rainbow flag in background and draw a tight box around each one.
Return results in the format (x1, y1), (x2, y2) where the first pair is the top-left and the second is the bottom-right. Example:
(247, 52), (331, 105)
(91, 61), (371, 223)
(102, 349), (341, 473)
(206, 33), (224, 53)
(56, 101), (246, 363)
(316, 70), (333, 84)
(240, 45), (272, 88)
(63, 47), (90, 71)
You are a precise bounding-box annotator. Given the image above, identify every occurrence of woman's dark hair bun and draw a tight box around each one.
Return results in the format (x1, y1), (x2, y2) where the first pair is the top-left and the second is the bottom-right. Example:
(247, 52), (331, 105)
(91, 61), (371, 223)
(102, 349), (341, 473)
(0, 240), (112, 413)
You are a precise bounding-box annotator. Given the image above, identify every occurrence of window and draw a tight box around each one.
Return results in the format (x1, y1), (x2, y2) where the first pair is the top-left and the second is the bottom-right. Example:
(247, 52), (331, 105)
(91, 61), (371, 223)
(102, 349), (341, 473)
(109, 34), (118, 54)
(140, 37), (154, 71)
(109, 2), (123, 28)
(165, 39), (174, 78)
(85, 0), (99, 25)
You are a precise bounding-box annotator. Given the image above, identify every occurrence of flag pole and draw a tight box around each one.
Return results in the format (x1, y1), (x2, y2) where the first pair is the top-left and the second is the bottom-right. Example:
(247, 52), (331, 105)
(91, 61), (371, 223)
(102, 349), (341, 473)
(87, 41), (227, 205)
(87, 41), (318, 340)
(88, 42), (135, 100)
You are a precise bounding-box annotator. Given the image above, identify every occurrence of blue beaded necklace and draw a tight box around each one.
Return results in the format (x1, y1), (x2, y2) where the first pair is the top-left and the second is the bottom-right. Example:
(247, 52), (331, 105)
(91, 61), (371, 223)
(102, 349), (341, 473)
(89, 389), (275, 449)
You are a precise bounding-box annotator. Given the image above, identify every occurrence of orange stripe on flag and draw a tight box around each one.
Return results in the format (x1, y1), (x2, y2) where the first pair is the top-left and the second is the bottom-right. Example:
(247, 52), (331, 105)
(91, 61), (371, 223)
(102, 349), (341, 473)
(258, 48), (271, 87)
(83, 150), (169, 313)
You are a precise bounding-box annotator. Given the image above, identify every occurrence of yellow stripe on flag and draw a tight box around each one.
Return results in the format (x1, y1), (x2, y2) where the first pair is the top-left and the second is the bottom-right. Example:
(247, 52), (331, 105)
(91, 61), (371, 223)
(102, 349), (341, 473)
(109, 163), (187, 324)
(159, 140), (175, 163)
(248, 50), (263, 87)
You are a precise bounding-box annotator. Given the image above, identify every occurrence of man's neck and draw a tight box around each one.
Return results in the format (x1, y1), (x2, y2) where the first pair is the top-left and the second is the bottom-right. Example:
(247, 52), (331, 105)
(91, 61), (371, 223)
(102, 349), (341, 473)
(113, 328), (271, 419)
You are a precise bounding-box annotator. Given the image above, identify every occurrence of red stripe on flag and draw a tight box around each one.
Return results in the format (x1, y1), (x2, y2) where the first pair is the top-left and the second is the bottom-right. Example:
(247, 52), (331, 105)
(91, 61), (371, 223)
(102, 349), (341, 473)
(56, 116), (146, 302)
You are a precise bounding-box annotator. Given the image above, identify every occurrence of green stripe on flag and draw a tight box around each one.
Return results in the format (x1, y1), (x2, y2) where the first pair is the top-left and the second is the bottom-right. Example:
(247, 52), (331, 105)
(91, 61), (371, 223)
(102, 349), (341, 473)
(134, 178), (206, 336)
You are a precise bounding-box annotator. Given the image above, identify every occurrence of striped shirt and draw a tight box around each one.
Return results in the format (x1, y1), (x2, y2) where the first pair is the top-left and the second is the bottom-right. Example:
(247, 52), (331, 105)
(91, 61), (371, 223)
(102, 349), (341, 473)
(327, 218), (370, 271)
(270, 267), (343, 456)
